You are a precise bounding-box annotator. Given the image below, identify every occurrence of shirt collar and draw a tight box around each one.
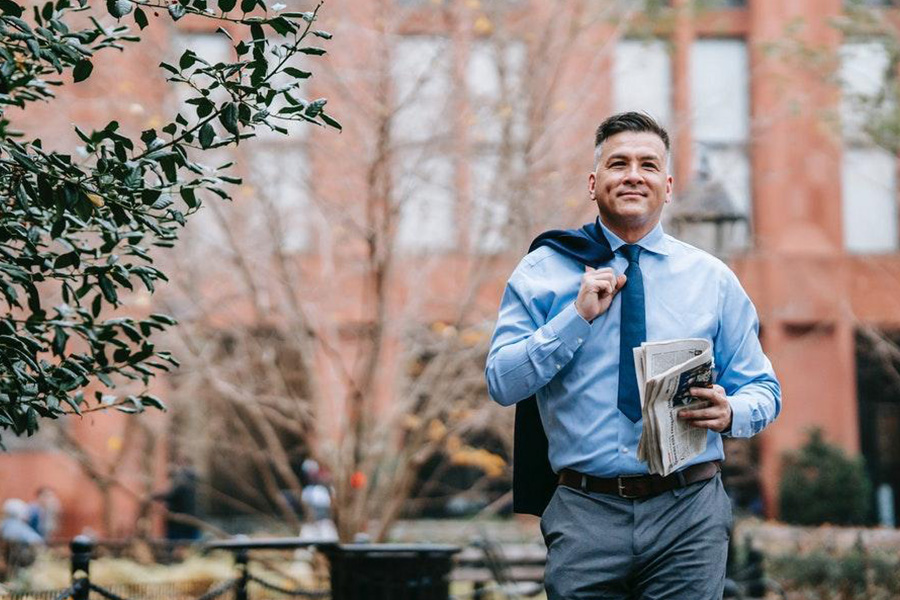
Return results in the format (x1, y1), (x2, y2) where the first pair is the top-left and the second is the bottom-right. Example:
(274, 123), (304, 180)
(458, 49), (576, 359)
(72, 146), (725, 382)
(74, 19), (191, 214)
(597, 219), (670, 256)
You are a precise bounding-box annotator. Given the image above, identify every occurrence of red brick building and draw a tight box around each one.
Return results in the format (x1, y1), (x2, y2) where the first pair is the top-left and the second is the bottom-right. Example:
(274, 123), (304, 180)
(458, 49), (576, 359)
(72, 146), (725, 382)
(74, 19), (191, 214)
(2, 0), (899, 537)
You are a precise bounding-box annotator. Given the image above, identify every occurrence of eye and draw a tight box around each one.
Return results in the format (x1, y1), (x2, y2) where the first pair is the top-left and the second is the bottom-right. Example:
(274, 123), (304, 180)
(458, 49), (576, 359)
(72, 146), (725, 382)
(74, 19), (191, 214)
(609, 160), (626, 168)
(643, 162), (658, 170)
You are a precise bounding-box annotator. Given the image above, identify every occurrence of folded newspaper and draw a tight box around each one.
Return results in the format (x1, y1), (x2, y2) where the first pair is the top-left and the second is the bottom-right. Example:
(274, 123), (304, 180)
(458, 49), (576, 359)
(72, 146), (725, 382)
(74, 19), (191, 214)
(634, 338), (714, 476)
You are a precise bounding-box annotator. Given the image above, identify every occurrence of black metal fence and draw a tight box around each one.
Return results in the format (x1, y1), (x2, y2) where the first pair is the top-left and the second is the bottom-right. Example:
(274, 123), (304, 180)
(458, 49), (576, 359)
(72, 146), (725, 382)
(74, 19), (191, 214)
(10, 536), (330, 600)
(5, 537), (462, 600)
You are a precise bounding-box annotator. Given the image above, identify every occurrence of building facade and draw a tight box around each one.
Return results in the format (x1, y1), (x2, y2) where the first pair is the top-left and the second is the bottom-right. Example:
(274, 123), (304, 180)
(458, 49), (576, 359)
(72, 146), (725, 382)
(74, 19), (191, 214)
(2, 0), (899, 536)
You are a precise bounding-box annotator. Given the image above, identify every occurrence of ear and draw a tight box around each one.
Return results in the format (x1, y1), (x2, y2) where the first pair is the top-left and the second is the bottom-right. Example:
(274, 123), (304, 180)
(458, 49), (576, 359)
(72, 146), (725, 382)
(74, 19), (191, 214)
(665, 175), (673, 204)
(588, 171), (597, 200)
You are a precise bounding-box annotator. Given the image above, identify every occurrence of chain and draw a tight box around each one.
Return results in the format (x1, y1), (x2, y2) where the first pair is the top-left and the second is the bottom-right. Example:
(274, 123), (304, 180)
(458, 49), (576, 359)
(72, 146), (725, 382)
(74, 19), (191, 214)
(194, 578), (240, 600)
(52, 585), (77, 600)
(88, 583), (133, 600)
(88, 579), (239, 600)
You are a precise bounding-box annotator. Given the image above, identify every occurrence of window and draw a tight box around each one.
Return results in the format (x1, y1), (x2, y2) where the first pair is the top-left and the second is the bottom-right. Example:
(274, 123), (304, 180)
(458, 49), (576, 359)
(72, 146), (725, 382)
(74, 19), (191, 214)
(614, 39), (672, 127)
(840, 41), (898, 253)
(689, 38), (752, 249)
(392, 36), (456, 251)
(466, 39), (527, 254)
(173, 33), (311, 255)
(244, 38), (312, 254)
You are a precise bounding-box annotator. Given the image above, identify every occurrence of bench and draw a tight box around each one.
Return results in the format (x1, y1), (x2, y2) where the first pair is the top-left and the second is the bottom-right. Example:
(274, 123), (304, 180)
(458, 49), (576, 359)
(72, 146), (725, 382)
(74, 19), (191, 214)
(452, 541), (546, 598)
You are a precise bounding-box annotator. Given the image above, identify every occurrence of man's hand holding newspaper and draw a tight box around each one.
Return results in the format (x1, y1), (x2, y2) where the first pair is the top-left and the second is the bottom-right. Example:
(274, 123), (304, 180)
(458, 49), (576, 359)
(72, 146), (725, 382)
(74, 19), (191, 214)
(634, 339), (714, 476)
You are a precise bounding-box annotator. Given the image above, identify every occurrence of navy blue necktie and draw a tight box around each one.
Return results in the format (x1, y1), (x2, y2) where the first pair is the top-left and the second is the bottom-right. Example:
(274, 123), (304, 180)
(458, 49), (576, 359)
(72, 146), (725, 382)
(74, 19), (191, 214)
(618, 244), (646, 422)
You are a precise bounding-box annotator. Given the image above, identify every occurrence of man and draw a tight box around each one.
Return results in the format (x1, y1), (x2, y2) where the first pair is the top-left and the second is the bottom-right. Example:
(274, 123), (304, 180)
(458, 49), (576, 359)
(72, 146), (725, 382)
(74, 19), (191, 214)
(485, 112), (780, 599)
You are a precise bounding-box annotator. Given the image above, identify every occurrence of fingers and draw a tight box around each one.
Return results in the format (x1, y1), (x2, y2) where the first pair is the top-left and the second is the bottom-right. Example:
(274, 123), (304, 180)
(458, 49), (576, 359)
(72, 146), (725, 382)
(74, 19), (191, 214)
(582, 268), (620, 296)
(686, 386), (720, 401)
(679, 386), (732, 432)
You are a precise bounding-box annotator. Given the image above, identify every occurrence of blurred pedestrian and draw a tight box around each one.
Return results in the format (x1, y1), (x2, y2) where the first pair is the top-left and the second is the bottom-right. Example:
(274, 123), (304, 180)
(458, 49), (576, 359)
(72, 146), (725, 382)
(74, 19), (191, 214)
(154, 463), (201, 542)
(299, 459), (337, 541)
(28, 487), (61, 541)
(1, 498), (43, 577)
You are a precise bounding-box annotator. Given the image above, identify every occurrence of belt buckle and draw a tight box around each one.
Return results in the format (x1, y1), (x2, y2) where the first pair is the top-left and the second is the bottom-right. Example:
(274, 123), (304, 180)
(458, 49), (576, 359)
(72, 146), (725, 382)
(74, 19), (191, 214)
(617, 475), (641, 499)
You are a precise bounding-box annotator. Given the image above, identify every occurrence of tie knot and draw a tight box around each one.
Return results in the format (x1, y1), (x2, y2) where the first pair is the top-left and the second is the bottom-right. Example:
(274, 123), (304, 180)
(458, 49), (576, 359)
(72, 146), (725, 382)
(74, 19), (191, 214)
(621, 244), (642, 264)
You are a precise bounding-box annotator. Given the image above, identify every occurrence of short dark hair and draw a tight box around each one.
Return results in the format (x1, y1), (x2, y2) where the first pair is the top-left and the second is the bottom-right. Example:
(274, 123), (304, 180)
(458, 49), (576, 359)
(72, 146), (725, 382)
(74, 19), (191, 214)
(594, 111), (670, 153)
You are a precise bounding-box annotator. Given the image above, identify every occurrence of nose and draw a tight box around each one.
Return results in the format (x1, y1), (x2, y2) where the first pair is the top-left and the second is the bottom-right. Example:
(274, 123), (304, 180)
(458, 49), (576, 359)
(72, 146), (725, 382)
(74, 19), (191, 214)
(623, 164), (643, 184)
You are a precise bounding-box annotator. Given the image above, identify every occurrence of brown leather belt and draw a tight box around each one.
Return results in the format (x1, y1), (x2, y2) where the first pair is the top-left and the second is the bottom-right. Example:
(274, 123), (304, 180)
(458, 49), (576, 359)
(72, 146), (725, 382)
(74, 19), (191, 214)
(558, 461), (721, 499)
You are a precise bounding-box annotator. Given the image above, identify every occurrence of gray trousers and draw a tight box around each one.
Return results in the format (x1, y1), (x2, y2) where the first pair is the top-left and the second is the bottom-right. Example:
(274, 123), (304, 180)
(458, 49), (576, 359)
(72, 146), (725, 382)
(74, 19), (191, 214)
(540, 473), (732, 600)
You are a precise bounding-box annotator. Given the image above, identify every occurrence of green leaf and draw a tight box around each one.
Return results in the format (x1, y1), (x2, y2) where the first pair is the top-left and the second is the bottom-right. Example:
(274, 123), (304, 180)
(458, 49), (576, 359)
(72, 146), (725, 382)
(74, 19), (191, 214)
(98, 276), (118, 304)
(312, 29), (332, 40)
(299, 47), (326, 56)
(168, 2), (185, 20)
(52, 326), (68, 356)
(134, 6), (148, 28)
(72, 60), (93, 82)
(140, 395), (167, 410)
(268, 16), (292, 35)
(151, 195), (173, 210)
(218, 0), (235, 10)
(219, 102), (239, 135)
(26, 408), (38, 436)
(180, 187), (198, 209)
(179, 50), (196, 70)
(54, 252), (80, 269)
(304, 97), (326, 117)
(106, 0), (133, 18)
(150, 313), (177, 325)
(283, 67), (311, 79)
(320, 112), (342, 131)
(0, 0), (25, 17)
(195, 98), (214, 118)
(91, 293), (102, 318)
(198, 122), (215, 148)
(240, 0), (253, 12)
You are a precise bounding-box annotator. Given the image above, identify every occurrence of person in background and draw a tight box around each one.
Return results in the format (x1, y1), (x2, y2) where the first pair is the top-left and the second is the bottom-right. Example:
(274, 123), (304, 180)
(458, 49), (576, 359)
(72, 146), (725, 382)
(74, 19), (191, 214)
(28, 487), (61, 541)
(154, 462), (201, 542)
(1, 498), (43, 578)
(299, 459), (337, 542)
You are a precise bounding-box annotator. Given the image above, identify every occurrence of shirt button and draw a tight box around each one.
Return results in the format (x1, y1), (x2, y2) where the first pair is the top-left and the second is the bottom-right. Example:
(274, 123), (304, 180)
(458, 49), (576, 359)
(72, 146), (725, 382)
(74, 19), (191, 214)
(577, 338), (584, 344)
(555, 364), (562, 370)
(620, 447), (628, 454)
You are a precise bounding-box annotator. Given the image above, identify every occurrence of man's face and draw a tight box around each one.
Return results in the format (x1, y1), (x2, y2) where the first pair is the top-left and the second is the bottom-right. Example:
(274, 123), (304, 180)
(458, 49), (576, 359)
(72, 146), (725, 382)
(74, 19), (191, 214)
(588, 130), (673, 241)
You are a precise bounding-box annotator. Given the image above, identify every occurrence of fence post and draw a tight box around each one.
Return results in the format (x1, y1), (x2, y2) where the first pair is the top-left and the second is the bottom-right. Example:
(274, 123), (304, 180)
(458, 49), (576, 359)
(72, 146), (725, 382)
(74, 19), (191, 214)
(70, 535), (93, 600)
(235, 547), (249, 600)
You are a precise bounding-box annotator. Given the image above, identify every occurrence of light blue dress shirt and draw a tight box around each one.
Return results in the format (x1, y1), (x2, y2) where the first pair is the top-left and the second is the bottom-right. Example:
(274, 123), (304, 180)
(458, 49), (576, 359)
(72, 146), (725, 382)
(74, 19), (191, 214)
(485, 221), (781, 477)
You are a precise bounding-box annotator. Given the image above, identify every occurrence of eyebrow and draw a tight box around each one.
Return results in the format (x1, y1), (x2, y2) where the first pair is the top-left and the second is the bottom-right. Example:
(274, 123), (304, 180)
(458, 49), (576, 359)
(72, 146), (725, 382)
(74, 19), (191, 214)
(606, 153), (662, 163)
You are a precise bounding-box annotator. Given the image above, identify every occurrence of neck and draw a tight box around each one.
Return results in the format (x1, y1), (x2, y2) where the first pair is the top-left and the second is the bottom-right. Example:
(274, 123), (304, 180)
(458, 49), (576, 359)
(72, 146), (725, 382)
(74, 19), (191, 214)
(599, 217), (658, 244)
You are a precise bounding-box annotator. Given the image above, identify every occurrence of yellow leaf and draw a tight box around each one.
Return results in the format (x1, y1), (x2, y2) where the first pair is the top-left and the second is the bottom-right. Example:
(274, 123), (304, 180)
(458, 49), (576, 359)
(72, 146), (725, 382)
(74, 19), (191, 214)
(473, 15), (493, 35)
(427, 419), (447, 441)
(87, 193), (105, 208)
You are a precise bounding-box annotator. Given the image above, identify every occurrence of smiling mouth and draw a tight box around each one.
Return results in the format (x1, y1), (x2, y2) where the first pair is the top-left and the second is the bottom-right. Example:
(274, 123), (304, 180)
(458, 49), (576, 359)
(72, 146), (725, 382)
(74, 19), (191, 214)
(618, 192), (646, 198)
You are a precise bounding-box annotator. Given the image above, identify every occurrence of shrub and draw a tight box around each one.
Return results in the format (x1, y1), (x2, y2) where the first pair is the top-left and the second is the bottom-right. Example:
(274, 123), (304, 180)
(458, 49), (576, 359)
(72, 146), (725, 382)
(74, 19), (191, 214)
(779, 428), (872, 525)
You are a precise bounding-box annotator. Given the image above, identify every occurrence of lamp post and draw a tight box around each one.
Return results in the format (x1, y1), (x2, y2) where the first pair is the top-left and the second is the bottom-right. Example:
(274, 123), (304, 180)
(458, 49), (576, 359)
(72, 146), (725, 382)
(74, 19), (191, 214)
(668, 153), (748, 258)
